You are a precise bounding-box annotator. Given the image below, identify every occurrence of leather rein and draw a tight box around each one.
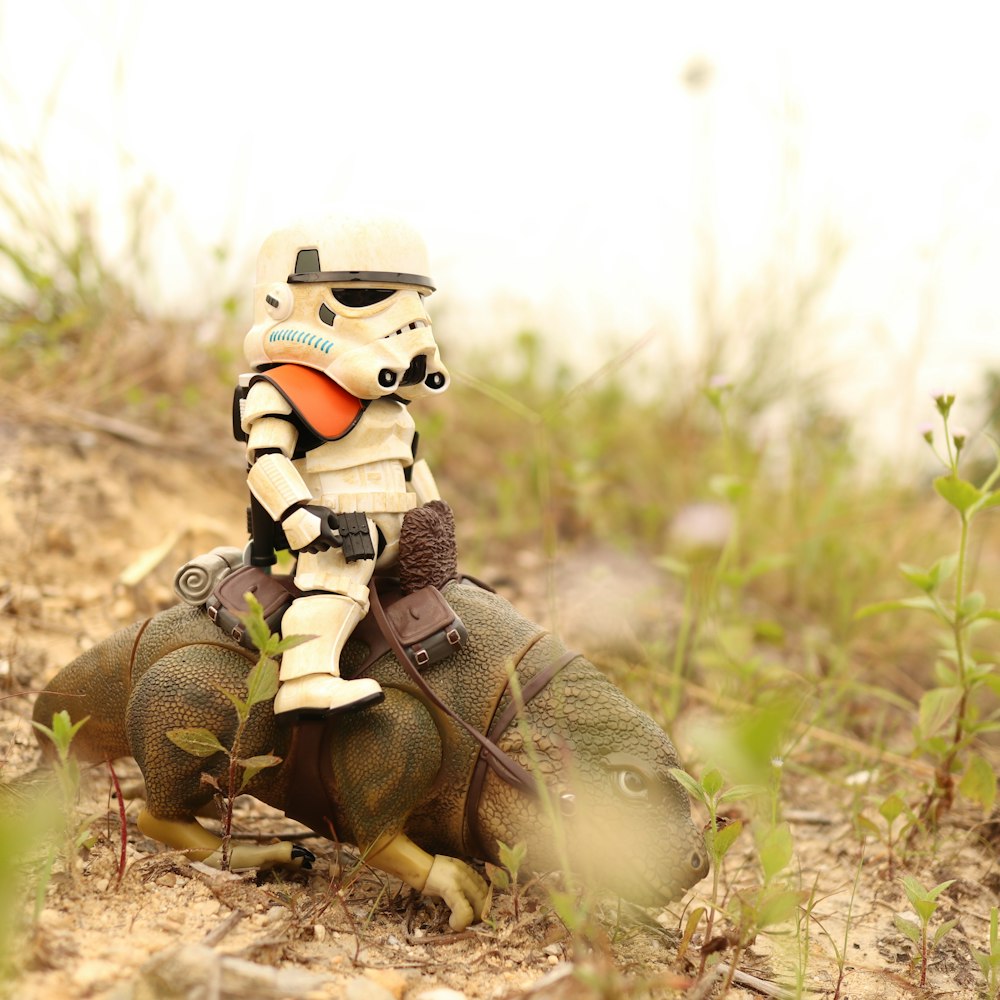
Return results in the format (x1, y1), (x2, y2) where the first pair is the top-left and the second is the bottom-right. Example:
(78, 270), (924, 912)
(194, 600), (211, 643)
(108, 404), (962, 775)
(282, 578), (578, 859)
(365, 580), (579, 858)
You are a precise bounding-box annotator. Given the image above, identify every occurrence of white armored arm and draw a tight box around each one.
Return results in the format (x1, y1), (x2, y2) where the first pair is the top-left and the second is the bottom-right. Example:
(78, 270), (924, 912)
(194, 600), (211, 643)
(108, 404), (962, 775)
(243, 380), (333, 553)
(247, 451), (340, 553)
(247, 452), (310, 521)
(246, 416), (298, 462)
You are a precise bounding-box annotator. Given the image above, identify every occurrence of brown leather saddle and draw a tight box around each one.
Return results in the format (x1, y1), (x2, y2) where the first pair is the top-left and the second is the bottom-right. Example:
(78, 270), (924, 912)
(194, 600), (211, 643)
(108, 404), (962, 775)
(204, 564), (467, 672)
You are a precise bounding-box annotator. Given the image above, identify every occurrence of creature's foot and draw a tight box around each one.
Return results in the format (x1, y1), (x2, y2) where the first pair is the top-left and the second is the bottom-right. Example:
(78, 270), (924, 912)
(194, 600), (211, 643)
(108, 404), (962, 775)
(424, 856), (493, 932)
(138, 809), (314, 871)
(273, 674), (384, 716)
(367, 832), (491, 931)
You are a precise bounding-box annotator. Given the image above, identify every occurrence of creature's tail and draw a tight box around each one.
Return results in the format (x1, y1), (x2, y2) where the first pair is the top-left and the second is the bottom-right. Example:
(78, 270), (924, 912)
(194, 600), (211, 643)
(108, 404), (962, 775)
(31, 619), (146, 764)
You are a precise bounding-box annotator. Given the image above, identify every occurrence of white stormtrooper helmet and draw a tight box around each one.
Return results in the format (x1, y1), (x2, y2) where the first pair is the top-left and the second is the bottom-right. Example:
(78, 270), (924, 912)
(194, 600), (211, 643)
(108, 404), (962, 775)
(244, 214), (449, 401)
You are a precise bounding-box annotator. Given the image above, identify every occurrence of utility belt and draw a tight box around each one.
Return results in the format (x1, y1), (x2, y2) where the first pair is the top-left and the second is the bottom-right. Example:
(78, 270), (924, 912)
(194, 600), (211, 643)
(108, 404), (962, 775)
(311, 491), (418, 514)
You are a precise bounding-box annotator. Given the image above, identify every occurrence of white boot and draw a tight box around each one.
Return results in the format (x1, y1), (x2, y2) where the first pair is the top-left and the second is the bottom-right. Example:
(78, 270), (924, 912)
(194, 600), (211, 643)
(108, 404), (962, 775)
(273, 593), (383, 716)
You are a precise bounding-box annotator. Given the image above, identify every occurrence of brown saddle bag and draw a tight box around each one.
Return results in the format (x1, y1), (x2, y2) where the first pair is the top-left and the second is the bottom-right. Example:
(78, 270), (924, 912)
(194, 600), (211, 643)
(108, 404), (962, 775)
(205, 565), (299, 648)
(205, 565), (466, 669)
(382, 585), (468, 667)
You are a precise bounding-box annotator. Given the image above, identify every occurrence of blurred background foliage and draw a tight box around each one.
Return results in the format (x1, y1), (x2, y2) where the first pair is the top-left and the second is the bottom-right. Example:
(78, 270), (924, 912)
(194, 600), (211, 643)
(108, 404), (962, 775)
(3, 142), (1000, 995)
(1, 138), (998, 757)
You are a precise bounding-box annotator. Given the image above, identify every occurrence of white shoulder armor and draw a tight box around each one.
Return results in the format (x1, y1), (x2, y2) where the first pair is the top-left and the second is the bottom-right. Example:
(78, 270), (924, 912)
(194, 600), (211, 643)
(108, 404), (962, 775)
(241, 380), (293, 435)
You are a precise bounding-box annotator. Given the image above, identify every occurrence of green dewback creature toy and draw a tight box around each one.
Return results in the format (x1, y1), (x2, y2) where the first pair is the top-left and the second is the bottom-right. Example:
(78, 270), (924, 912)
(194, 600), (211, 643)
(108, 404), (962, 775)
(32, 215), (707, 929)
(33, 501), (708, 931)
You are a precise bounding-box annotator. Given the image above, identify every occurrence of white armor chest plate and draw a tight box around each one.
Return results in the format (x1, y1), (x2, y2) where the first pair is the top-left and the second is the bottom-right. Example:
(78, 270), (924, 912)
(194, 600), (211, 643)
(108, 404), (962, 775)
(301, 398), (415, 474)
(297, 398), (417, 514)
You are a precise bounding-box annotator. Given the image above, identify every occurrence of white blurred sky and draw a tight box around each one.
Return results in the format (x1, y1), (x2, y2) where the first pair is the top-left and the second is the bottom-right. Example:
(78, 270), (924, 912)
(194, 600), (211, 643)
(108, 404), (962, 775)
(1, 0), (999, 448)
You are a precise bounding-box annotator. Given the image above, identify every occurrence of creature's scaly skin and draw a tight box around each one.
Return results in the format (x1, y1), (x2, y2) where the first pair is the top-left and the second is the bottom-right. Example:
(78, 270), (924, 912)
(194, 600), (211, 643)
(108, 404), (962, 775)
(32, 581), (708, 925)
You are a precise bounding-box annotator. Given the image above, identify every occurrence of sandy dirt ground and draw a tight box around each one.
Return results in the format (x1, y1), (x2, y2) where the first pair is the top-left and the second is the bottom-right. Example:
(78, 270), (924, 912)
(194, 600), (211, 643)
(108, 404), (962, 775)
(1, 406), (997, 999)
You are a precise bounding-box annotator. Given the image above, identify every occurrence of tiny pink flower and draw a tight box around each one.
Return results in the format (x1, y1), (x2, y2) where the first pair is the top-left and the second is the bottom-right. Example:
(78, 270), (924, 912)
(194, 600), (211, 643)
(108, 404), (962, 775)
(931, 388), (956, 416)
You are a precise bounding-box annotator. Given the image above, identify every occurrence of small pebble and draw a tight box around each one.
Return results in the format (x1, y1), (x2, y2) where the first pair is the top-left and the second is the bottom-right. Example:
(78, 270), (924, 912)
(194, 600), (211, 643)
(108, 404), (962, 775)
(36, 908), (71, 931)
(365, 967), (408, 998)
(344, 977), (396, 1000)
(112, 598), (135, 620)
(73, 958), (120, 990)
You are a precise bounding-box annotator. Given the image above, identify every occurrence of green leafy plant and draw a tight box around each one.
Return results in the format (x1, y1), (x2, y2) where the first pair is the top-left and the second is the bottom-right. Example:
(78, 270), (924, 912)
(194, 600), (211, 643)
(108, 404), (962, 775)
(670, 767), (756, 970)
(166, 592), (306, 868)
(805, 850), (865, 1000)
(672, 752), (805, 997)
(0, 717), (88, 975)
(485, 839), (528, 920)
(30, 710), (98, 889)
(30, 710), (89, 806)
(720, 814), (799, 994)
(858, 392), (1000, 825)
(0, 784), (59, 976)
(894, 874), (956, 987)
(855, 791), (916, 879)
(971, 907), (1000, 1000)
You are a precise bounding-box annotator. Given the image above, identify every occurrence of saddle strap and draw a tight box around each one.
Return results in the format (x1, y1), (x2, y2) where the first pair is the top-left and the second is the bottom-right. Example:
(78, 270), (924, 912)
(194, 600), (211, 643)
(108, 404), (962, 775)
(367, 583), (538, 798)
(463, 647), (579, 859)
(282, 718), (338, 837)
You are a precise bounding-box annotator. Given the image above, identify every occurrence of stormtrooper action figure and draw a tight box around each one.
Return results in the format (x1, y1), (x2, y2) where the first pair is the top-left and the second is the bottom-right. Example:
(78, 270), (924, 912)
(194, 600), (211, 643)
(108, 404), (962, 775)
(235, 214), (449, 716)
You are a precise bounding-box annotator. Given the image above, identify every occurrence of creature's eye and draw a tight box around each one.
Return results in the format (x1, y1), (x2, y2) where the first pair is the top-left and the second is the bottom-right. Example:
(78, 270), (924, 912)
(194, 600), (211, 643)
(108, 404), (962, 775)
(331, 288), (396, 308)
(615, 769), (649, 800)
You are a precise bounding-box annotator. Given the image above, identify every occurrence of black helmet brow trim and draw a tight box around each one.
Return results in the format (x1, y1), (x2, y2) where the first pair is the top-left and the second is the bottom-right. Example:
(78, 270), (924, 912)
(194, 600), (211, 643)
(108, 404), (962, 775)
(287, 270), (435, 292)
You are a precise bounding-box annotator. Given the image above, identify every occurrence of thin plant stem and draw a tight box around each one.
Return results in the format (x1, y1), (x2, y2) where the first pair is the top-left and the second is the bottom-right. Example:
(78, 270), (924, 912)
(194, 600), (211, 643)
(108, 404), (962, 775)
(105, 759), (128, 888)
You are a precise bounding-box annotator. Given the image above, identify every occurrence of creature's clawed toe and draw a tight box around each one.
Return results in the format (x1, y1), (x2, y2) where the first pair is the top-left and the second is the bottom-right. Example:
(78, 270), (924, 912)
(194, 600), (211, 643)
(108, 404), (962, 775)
(292, 844), (316, 869)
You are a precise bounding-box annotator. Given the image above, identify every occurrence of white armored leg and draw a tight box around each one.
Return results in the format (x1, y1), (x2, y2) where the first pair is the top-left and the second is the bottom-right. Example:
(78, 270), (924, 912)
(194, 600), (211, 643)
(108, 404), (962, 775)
(273, 593), (382, 715)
